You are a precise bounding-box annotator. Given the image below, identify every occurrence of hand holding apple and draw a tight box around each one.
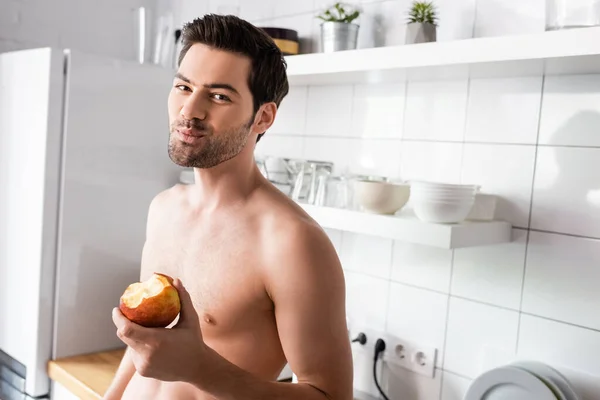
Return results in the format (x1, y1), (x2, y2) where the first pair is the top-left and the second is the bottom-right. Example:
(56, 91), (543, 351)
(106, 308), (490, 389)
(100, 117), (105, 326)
(119, 273), (181, 328)
(112, 276), (209, 383)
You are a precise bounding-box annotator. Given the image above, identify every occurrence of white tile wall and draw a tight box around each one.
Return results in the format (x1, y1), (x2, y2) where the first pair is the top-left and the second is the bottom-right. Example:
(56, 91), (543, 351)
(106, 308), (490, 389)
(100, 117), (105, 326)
(522, 232), (600, 331)
(255, 135), (304, 159)
(383, 366), (443, 400)
(461, 144), (536, 228)
(391, 242), (453, 293)
(344, 271), (389, 332)
(351, 138), (403, 178)
(386, 283), (449, 367)
(436, 0), (477, 41)
(531, 146), (600, 238)
(451, 229), (527, 310)
(306, 85), (354, 137)
(341, 233), (393, 279)
(474, 0), (545, 38)
(269, 86), (308, 135)
(403, 80), (468, 142)
(303, 137), (354, 174)
(444, 297), (519, 378)
(400, 142), (463, 183)
(465, 77), (543, 144)
(351, 83), (406, 139)
(539, 74), (600, 147)
(441, 372), (472, 400)
(357, 0), (413, 48)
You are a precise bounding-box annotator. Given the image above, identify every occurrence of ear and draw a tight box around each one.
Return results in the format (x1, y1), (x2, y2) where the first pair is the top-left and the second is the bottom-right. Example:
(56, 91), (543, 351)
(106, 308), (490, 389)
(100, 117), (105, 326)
(251, 103), (277, 136)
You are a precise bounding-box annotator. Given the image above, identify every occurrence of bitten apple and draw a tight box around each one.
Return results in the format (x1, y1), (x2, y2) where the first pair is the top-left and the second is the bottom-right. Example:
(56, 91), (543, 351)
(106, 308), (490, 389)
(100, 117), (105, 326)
(119, 273), (181, 328)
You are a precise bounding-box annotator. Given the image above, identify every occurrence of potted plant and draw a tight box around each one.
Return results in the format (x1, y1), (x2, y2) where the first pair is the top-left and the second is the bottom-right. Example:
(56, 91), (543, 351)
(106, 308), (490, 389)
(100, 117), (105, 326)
(316, 2), (361, 53)
(405, 1), (438, 44)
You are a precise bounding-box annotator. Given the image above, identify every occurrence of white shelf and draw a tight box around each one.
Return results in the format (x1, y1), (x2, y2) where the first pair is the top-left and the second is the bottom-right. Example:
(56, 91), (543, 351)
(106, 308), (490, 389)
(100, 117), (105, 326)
(285, 27), (600, 85)
(299, 204), (512, 249)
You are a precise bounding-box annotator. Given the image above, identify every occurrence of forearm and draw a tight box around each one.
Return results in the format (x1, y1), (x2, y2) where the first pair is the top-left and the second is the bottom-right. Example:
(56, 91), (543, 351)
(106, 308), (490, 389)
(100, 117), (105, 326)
(190, 347), (338, 400)
(103, 348), (136, 400)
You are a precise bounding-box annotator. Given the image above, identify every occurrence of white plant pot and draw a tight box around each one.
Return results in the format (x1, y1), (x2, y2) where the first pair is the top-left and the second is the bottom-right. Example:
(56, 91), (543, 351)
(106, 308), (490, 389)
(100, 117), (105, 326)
(405, 22), (437, 44)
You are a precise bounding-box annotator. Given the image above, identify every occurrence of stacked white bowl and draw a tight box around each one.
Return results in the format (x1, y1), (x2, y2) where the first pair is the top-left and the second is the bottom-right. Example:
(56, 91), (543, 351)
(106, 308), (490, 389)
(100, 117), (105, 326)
(410, 181), (479, 223)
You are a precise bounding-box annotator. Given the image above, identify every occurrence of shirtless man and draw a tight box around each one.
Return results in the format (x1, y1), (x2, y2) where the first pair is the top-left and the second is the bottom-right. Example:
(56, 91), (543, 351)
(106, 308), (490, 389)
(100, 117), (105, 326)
(103, 14), (353, 400)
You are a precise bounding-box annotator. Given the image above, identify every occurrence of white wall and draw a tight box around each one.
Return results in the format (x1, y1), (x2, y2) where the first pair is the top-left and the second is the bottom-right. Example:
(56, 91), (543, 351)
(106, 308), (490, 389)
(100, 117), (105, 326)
(0, 0), (155, 60)
(187, 1), (597, 400)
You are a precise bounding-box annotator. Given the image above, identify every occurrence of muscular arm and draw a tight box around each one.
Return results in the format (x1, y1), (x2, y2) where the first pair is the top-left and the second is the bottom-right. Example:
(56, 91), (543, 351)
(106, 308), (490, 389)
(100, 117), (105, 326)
(188, 221), (353, 400)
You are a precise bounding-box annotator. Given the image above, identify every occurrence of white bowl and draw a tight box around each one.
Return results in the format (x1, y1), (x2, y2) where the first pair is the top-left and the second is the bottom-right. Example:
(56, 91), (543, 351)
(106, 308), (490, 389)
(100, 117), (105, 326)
(413, 198), (475, 223)
(411, 181), (480, 191)
(411, 191), (475, 200)
(355, 180), (411, 215)
(413, 186), (477, 194)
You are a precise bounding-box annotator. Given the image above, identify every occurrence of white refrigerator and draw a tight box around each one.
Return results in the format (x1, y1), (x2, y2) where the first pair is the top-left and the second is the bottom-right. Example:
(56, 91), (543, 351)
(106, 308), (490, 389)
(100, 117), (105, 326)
(0, 47), (181, 399)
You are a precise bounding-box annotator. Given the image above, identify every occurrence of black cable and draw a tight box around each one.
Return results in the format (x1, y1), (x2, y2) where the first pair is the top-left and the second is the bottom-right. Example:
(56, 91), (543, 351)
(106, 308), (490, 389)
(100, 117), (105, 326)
(373, 338), (390, 400)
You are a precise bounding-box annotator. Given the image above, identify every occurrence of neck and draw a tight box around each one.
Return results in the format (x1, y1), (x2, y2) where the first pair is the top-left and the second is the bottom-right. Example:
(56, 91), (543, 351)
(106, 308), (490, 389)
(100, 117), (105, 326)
(188, 146), (262, 210)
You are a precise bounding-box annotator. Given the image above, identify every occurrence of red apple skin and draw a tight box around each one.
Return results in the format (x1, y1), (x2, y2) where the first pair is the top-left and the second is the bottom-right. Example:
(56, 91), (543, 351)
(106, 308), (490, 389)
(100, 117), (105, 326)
(119, 273), (181, 328)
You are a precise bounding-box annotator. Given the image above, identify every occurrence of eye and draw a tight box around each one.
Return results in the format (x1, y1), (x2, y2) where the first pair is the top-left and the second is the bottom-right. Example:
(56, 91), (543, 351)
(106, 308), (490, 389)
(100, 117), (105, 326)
(175, 84), (191, 92)
(211, 93), (231, 102)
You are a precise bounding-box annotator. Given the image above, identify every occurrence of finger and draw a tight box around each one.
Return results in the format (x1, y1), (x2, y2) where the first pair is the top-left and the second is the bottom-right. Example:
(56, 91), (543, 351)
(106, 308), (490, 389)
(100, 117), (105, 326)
(112, 308), (150, 349)
(172, 278), (200, 329)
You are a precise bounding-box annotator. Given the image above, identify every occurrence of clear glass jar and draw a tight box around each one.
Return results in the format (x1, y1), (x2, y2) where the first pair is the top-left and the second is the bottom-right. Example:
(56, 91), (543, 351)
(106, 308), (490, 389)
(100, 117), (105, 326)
(546, 0), (600, 30)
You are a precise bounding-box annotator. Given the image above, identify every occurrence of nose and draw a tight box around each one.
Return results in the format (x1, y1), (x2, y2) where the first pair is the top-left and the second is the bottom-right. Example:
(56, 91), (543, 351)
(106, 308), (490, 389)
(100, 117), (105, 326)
(180, 92), (208, 121)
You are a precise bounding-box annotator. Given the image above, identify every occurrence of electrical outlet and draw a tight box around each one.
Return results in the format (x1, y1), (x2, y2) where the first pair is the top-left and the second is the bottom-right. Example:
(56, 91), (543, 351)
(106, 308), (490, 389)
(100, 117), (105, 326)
(380, 334), (437, 378)
(348, 327), (438, 378)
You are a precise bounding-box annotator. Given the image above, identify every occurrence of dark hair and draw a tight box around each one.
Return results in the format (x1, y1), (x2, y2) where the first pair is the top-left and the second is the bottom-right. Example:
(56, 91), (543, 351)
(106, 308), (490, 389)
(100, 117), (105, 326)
(178, 14), (289, 143)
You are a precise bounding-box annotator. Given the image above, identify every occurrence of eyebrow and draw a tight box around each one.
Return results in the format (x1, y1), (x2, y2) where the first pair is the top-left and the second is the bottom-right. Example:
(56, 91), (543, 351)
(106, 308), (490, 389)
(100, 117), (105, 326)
(174, 72), (240, 96)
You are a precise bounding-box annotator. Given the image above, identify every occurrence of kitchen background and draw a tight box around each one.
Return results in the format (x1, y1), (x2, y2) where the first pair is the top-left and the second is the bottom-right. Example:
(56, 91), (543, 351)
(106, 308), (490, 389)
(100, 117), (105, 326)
(2, 0), (600, 399)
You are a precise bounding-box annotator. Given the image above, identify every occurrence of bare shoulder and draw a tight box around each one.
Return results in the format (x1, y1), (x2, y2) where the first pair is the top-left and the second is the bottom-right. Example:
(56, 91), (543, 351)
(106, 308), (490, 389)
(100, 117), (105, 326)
(146, 184), (187, 226)
(254, 186), (343, 288)
(148, 184), (186, 214)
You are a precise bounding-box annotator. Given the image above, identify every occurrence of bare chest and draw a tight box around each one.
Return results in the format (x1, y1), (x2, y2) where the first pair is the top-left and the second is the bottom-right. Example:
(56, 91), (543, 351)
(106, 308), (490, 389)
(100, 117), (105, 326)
(142, 216), (271, 334)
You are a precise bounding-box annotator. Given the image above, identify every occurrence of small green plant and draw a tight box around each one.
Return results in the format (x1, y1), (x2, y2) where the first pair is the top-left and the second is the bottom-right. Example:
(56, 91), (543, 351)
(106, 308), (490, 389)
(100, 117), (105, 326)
(407, 1), (438, 26)
(316, 2), (360, 24)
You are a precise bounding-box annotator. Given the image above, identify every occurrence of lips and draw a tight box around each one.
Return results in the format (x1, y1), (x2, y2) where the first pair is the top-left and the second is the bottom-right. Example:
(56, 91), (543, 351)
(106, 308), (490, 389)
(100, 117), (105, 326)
(176, 128), (204, 138)
(174, 128), (205, 144)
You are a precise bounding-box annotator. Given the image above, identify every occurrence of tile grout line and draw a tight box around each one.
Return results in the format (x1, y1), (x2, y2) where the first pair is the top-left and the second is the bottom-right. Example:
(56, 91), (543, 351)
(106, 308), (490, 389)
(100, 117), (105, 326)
(398, 80), (411, 178)
(528, 228), (600, 241)
(381, 239), (395, 393)
(441, 369), (473, 382)
(438, 249), (455, 400)
(515, 73), (546, 354)
(458, 75), (472, 184)
(520, 311), (600, 334)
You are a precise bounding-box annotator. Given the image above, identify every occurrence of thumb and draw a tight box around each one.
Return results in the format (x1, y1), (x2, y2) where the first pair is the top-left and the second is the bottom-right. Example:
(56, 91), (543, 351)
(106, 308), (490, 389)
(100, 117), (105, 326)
(172, 278), (200, 329)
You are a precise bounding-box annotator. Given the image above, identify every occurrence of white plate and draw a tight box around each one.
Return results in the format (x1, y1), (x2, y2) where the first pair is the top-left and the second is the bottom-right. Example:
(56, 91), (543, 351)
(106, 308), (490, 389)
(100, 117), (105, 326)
(465, 366), (558, 400)
(511, 361), (580, 400)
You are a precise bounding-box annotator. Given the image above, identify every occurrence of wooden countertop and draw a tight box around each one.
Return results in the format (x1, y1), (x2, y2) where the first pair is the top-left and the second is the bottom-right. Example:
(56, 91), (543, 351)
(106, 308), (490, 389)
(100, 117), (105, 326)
(48, 348), (125, 400)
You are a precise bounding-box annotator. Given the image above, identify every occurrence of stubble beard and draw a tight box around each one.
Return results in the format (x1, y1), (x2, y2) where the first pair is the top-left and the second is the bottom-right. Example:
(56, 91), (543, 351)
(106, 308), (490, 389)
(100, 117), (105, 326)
(168, 118), (254, 169)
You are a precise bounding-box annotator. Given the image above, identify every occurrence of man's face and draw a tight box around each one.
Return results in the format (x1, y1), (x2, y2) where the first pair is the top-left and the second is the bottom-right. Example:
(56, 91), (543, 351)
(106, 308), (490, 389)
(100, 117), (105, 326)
(167, 43), (256, 168)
